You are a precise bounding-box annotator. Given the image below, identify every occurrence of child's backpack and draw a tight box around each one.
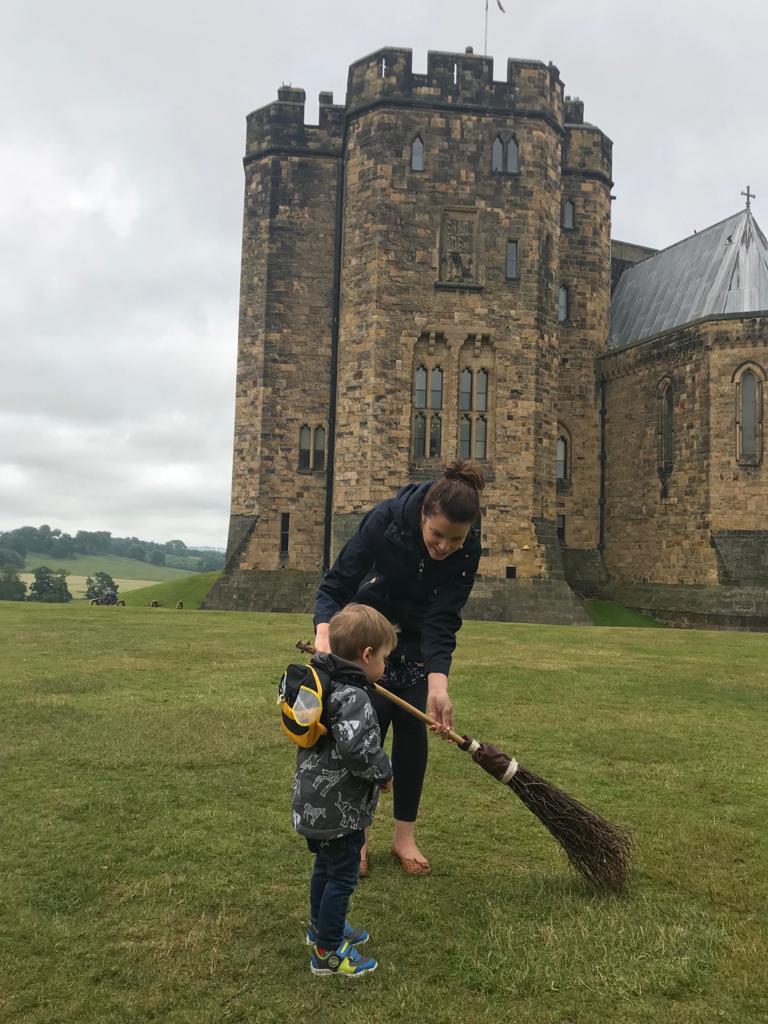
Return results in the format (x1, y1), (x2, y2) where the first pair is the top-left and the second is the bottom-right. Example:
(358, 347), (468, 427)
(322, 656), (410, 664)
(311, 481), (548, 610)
(278, 663), (331, 748)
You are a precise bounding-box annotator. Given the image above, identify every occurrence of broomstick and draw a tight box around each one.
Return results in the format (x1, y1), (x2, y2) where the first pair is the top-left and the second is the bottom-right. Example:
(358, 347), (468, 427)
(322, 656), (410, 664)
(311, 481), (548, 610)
(296, 640), (633, 892)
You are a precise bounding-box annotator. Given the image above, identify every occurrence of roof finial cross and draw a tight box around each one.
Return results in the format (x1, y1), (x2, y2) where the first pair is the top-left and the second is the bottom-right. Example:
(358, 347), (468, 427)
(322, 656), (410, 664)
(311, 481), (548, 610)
(741, 185), (755, 210)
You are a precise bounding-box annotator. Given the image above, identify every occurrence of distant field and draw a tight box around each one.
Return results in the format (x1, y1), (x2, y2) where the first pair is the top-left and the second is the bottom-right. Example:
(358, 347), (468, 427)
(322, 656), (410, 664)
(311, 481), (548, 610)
(23, 550), (195, 582)
(120, 571), (222, 608)
(18, 575), (160, 600)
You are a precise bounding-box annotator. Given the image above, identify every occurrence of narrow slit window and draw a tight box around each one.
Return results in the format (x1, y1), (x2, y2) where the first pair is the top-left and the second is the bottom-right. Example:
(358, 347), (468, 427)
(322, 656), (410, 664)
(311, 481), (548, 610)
(429, 414), (442, 458)
(460, 368), (473, 411)
(556, 514), (566, 544)
(459, 415), (472, 459)
(476, 369), (488, 412)
(313, 426), (326, 472)
(430, 367), (443, 410)
(411, 135), (424, 172)
(740, 371), (758, 459)
(280, 513), (290, 558)
(474, 416), (487, 460)
(658, 383), (674, 471)
(562, 199), (575, 230)
(414, 366), (427, 408)
(505, 241), (518, 280)
(298, 425), (311, 470)
(506, 138), (519, 173)
(492, 136), (503, 173)
(381, 57), (386, 77)
(558, 285), (569, 322)
(453, 62), (458, 86)
(556, 436), (568, 480)
(413, 413), (426, 458)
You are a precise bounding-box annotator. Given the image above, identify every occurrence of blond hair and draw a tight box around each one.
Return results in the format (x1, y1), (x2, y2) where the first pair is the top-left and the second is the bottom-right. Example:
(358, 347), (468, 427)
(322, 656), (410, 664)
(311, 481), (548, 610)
(328, 603), (397, 662)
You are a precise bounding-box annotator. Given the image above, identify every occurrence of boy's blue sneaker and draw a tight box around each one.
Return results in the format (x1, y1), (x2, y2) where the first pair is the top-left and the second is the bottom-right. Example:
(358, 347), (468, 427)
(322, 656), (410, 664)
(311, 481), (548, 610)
(306, 920), (369, 947)
(310, 939), (377, 978)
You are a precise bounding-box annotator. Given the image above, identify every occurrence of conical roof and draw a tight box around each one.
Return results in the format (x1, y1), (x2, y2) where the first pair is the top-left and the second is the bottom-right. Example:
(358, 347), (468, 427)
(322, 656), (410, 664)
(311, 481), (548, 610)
(609, 209), (768, 348)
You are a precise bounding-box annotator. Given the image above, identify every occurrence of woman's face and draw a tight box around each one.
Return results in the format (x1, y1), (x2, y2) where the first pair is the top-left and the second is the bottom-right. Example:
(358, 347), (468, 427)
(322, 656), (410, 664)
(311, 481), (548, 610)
(421, 511), (472, 561)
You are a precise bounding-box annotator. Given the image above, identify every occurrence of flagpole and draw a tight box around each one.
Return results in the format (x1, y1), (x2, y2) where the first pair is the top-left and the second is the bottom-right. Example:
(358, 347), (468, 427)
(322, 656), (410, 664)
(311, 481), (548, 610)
(484, 0), (489, 55)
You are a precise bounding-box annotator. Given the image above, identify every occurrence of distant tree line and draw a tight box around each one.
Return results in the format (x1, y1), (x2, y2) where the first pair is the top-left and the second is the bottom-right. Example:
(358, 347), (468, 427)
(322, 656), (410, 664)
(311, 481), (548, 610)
(0, 525), (225, 573)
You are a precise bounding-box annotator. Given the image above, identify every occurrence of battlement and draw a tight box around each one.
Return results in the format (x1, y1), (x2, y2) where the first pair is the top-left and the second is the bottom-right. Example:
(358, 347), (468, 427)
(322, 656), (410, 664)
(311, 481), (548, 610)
(245, 86), (344, 160)
(345, 47), (563, 121)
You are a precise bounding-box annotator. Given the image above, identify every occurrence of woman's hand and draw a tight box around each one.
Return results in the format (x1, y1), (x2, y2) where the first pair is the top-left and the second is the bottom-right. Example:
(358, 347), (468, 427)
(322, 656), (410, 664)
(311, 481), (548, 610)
(313, 623), (331, 654)
(427, 673), (454, 736)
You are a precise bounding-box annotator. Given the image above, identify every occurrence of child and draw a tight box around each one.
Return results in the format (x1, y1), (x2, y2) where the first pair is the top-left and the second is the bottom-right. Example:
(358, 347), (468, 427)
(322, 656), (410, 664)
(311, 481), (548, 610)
(292, 603), (396, 978)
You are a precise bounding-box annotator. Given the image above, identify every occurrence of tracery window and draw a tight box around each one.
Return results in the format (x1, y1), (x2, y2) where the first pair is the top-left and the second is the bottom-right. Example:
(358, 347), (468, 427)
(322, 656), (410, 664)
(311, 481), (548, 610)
(299, 423), (326, 471)
(734, 363), (765, 465)
(562, 199), (575, 230)
(411, 335), (447, 460)
(491, 135), (520, 174)
(457, 336), (494, 461)
(492, 136), (503, 173)
(298, 425), (311, 471)
(506, 137), (519, 174)
(411, 135), (424, 172)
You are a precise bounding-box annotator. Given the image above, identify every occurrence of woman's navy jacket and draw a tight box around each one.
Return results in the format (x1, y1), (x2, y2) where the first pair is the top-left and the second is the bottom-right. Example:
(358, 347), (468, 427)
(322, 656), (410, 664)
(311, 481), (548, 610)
(314, 482), (481, 676)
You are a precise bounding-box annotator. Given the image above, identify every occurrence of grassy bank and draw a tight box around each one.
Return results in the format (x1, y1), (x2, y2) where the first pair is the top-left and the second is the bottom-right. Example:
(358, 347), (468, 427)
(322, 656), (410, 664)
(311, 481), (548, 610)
(1, 602), (766, 1023)
(120, 571), (222, 609)
(23, 550), (195, 582)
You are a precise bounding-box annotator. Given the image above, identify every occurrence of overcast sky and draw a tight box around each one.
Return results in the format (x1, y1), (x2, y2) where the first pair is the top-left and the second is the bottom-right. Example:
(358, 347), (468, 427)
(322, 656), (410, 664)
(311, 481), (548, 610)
(2, 0), (766, 548)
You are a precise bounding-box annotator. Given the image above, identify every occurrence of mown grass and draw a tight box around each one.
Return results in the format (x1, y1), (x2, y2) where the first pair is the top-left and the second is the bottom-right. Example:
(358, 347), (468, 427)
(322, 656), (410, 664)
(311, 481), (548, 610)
(120, 571), (222, 609)
(1, 602), (766, 1024)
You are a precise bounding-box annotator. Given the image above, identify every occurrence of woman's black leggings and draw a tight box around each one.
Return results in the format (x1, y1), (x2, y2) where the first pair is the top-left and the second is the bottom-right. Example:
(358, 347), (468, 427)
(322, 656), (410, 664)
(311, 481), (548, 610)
(371, 663), (429, 823)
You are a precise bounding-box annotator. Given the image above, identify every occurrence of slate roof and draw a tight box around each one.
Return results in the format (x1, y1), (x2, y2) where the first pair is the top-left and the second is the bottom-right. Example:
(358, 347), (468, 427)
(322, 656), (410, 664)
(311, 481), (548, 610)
(609, 209), (768, 349)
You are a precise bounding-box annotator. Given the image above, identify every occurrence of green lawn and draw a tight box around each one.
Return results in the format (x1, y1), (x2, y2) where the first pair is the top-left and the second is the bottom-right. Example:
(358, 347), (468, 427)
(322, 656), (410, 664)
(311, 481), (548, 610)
(23, 550), (196, 582)
(1, 603), (766, 1024)
(584, 599), (664, 628)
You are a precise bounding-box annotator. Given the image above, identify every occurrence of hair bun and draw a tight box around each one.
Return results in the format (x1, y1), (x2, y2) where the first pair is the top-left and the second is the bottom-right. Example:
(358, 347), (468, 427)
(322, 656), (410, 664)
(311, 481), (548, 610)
(443, 459), (486, 494)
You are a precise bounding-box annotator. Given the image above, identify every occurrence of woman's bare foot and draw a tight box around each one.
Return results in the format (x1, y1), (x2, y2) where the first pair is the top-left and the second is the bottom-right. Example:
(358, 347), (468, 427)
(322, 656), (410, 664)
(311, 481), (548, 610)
(390, 820), (431, 875)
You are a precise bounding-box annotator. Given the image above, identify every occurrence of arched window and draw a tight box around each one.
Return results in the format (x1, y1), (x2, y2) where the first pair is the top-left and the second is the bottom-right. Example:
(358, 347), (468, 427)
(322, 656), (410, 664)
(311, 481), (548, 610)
(429, 414), (442, 458)
(298, 425), (311, 470)
(506, 137), (519, 174)
(556, 436), (568, 480)
(558, 285), (569, 322)
(414, 413), (426, 459)
(414, 365), (427, 408)
(562, 199), (575, 230)
(459, 368), (473, 411)
(411, 335), (447, 461)
(658, 381), (674, 472)
(476, 370), (488, 412)
(735, 366), (764, 464)
(430, 367), (443, 410)
(459, 415), (472, 459)
(313, 426), (326, 472)
(475, 416), (487, 460)
(411, 135), (424, 172)
(492, 136), (503, 173)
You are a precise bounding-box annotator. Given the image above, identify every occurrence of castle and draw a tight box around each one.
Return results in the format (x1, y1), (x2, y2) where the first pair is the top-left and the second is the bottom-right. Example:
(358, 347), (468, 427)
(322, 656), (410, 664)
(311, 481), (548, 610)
(205, 47), (768, 629)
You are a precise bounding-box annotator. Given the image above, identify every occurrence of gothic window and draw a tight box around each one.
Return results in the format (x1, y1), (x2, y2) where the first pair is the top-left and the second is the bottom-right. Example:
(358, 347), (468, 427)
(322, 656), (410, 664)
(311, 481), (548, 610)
(411, 335), (447, 461)
(411, 135), (424, 172)
(556, 436), (568, 481)
(505, 240), (518, 280)
(658, 380), (674, 472)
(492, 136), (503, 173)
(298, 425), (311, 470)
(457, 336), (495, 462)
(558, 285), (569, 322)
(313, 426), (326, 472)
(735, 364), (765, 464)
(414, 412), (427, 459)
(506, 137), (519, 174)
(459, 368), (473, 411)
(562, 199), (575, 230)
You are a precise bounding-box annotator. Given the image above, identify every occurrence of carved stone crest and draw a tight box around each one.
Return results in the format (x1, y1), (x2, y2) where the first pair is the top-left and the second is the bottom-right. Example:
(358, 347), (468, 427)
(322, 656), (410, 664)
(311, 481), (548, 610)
(440, 208), (478, 284)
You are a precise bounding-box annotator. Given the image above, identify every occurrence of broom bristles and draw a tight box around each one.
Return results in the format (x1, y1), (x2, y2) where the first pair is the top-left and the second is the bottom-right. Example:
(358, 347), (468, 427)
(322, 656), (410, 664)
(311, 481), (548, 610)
(508, 764), (633, 892)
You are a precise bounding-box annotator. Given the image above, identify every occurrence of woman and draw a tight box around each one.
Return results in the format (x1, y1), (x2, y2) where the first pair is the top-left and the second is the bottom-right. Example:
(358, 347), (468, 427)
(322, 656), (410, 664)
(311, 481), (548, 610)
(313, 460), (484, 875)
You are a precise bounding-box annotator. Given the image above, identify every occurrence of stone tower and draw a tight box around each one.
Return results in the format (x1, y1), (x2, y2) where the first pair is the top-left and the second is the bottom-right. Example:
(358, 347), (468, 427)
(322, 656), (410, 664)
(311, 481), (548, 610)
(206, 47), (613, 623)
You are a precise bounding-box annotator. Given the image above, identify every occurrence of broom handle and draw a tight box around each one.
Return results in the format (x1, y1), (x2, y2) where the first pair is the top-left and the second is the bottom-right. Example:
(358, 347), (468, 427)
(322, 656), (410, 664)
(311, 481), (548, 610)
(296, 640), (467, 747)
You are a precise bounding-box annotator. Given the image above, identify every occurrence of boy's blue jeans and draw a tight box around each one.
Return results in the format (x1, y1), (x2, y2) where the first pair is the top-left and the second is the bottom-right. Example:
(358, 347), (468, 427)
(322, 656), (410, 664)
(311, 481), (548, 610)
(306, 830), (365, 950)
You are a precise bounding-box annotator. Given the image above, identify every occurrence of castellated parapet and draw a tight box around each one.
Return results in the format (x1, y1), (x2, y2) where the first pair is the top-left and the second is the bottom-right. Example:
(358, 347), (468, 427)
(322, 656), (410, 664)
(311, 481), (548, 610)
(206, 47), (612, 624)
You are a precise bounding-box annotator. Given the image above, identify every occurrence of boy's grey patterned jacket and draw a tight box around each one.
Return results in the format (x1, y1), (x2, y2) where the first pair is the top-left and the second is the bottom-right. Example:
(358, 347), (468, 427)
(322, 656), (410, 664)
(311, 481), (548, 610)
(292, 652), (392, 840)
